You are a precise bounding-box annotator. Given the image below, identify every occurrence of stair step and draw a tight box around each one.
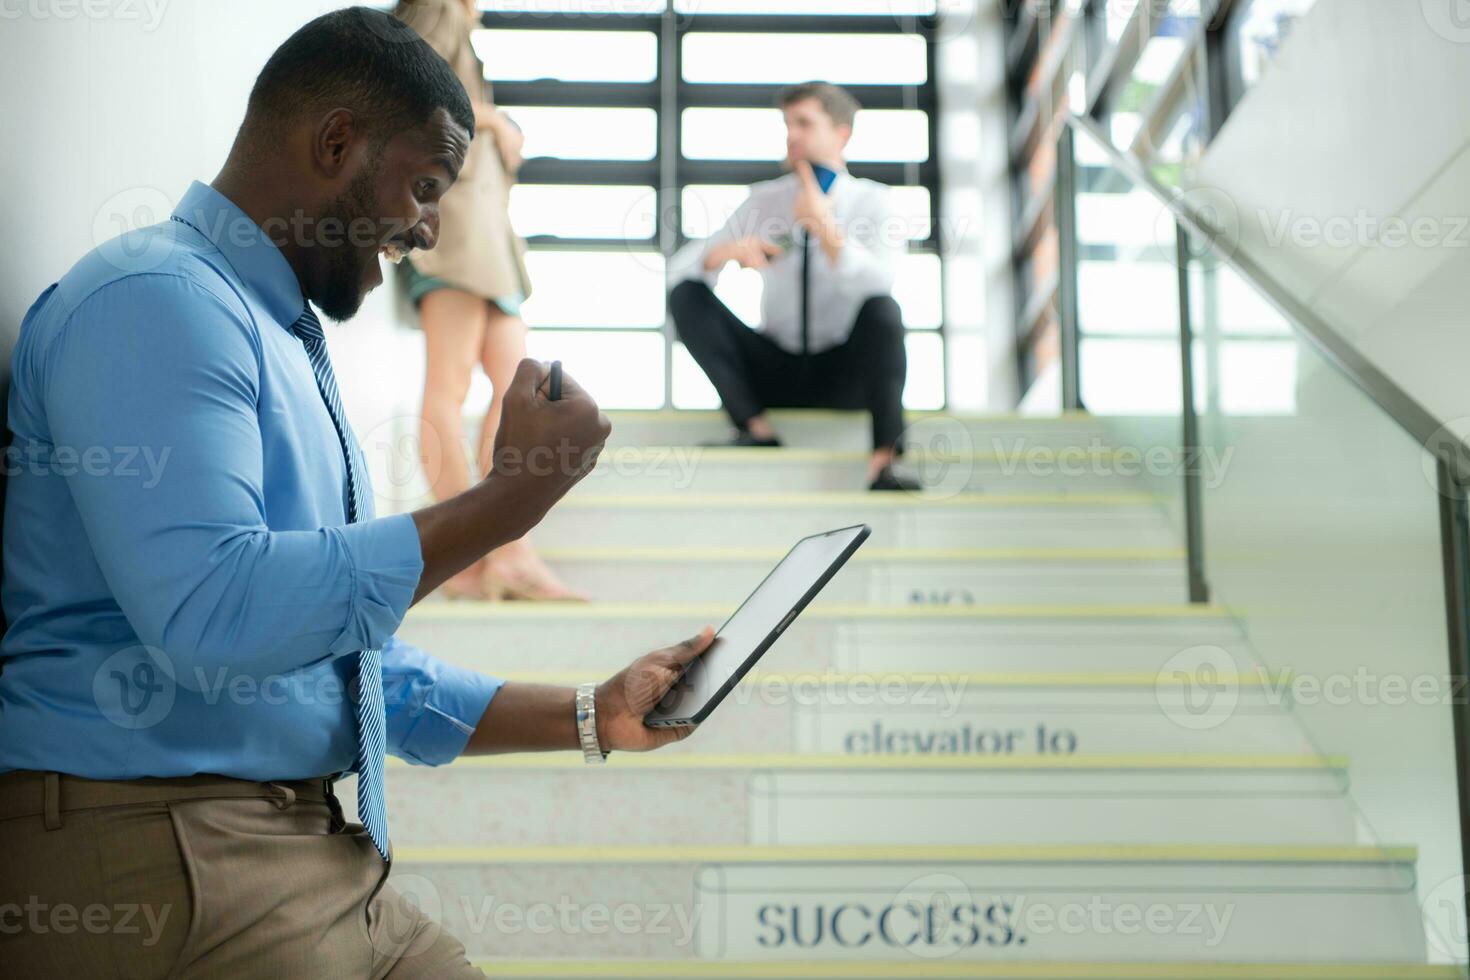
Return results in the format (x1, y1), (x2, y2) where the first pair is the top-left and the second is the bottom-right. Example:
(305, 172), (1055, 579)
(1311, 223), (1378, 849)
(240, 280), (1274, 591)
(389, 845), (1423, 962)
(465, 963), (1462, 979)
(536, 546), (1188, 604)
(529, 492), (1176, 549)
(387, 670), (1308, 758)
(592, 409), (1112, 452)
(400, 603), (1241, 676)
(378, 754), (1352, 847)
(572, 446), (1150, 494)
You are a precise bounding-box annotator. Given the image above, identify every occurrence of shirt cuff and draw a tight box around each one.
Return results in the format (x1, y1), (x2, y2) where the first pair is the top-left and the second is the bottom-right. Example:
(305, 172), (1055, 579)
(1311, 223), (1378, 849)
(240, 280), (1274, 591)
(392, 666), (505, 766)
(328, 513), (424, 657)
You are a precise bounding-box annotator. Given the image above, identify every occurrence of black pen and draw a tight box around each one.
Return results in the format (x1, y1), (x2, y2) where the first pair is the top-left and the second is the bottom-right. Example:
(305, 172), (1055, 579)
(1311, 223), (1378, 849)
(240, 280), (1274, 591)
(547, 360), (563, 402)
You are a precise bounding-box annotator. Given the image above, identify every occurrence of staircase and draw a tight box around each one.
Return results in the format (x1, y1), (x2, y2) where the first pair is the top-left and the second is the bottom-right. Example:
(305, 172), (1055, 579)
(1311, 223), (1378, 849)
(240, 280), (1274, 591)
(375, 409), (1454, 978)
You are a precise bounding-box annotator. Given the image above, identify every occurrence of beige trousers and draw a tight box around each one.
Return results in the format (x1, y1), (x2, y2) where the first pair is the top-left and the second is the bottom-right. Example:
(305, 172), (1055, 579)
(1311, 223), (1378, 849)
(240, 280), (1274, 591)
(0, 770), (485, 979)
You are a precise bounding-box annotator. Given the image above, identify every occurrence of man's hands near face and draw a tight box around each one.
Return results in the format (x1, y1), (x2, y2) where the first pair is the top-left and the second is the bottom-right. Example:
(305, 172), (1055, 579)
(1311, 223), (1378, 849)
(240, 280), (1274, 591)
(792, 159), (844, 263)
(791, 158), (835, 234)
(594, 626), (717, 752)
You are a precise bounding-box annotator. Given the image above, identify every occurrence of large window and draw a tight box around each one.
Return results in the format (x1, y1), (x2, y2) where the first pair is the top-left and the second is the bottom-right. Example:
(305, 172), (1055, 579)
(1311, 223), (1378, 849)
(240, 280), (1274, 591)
(479, 0), (944, 409)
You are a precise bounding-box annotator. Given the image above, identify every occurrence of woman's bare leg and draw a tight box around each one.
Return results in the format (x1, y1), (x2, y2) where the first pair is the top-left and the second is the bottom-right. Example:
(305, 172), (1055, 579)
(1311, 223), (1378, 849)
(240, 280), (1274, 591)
(475, 300), (588, 601)
(419, 288), (490, 599)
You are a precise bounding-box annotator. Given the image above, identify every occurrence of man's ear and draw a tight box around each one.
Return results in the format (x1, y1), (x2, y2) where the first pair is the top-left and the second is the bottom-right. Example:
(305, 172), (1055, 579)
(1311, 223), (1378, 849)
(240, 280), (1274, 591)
(311, 108), (362, 180)
(835, 123), (854, 152)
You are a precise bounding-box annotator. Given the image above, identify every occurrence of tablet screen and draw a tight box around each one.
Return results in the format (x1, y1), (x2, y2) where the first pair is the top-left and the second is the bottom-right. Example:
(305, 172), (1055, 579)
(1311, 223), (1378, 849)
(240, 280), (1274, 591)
(644, 524), (870, 727)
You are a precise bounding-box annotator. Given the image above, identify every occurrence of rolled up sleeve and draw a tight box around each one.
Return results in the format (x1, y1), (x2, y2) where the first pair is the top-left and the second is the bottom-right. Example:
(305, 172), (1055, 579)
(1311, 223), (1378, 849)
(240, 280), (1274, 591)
(329, 514), (425, 657)
(383, 635), (504, 766)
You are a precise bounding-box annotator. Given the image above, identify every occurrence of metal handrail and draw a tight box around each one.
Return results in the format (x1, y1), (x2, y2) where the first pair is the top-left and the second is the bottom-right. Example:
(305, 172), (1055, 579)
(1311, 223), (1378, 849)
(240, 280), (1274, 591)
(1056, 110), (1470, 951)
(1059, 112), (1470, 488)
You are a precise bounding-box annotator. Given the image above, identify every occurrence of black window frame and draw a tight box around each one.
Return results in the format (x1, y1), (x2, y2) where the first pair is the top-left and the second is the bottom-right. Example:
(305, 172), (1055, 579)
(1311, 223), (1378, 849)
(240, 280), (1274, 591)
(481, 5), (946, 409)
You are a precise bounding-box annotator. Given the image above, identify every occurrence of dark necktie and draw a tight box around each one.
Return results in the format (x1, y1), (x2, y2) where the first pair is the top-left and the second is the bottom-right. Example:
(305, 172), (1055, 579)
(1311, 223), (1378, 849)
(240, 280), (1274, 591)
(800, 229), (812, 367)
(290, 305), (390, 862)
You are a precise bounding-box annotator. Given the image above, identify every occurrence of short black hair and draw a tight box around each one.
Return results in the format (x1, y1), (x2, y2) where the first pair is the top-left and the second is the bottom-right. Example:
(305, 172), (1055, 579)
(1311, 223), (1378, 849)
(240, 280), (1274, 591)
(777, 81), (862, 129)
(240, 6), (474, 156)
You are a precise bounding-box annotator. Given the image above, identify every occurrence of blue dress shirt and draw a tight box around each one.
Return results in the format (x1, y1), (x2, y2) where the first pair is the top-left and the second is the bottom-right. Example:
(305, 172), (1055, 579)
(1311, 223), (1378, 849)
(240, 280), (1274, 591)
(0, 180), (503, 781)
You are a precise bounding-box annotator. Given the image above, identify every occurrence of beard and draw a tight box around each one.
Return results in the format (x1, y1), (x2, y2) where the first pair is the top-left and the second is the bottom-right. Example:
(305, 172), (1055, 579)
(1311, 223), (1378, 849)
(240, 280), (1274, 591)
(313, 161), (380, 323)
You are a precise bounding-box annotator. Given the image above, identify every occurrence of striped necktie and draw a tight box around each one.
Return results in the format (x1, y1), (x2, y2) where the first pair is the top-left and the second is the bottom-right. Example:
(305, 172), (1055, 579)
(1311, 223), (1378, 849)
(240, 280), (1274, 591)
(290, 305), (390, 862)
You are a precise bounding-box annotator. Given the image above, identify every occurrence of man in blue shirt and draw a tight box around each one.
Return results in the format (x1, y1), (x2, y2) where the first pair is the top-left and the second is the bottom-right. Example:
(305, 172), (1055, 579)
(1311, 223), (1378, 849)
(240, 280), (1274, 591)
(0, 8), (711, 977)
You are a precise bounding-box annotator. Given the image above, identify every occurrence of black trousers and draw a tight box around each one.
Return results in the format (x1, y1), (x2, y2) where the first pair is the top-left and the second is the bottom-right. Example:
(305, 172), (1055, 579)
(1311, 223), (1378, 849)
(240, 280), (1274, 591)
(669, 280), (908, 451)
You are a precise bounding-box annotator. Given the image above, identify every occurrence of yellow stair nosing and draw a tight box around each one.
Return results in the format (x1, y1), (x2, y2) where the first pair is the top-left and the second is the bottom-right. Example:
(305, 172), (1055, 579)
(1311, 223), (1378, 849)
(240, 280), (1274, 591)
(468, 963), (1461, 979)
(395, 843), (1417, 865)
(405, 602), (1230, 622)
(596, 446), (1133, 464)
(558, 491), (1159, 509)
(391, 752), (1347, 772)
(598, 408), (1099, 425)
(437, 669), (1286, 688)
(536, 546), (1187, 563)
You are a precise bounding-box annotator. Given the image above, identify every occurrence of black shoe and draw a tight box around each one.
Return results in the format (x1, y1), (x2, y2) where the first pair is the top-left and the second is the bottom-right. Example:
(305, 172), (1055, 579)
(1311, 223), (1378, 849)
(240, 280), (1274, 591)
(703, 429), (783, 448)
(869, 465), (921, 492)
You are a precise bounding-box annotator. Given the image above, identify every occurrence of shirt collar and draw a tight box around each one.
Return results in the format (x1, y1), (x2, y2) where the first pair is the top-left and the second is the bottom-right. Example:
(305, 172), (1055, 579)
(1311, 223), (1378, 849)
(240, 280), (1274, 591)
(787, 161), (850, 194)
(171, 180), (306, 328)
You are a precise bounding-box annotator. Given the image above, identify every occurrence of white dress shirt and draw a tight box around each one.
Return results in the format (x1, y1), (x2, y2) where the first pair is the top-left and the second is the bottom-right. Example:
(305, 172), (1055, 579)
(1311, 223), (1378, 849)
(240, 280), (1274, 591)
(671, 167), (902, 355)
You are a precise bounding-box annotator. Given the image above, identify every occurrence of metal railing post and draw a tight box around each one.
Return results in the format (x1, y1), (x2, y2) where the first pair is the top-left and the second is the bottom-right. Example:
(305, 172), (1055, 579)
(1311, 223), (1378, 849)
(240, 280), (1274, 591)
(1176, 222), (1209, 604)
(1436, 459), (1470, 951)
(1055, 123), (1082, 411)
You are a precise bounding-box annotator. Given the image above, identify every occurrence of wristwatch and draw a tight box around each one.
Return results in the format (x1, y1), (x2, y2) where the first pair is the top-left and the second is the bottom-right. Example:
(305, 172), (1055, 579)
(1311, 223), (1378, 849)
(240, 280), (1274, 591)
(576, 682), (607, 764)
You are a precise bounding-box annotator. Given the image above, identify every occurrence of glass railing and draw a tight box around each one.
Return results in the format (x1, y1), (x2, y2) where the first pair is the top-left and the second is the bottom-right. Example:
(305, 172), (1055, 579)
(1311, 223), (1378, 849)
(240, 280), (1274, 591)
(1057, 112), (1470, 967)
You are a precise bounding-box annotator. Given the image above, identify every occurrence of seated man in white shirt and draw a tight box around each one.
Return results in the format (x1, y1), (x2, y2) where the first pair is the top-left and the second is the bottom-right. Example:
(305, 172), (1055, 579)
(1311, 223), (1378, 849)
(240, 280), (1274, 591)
(669, 81), (916, 492)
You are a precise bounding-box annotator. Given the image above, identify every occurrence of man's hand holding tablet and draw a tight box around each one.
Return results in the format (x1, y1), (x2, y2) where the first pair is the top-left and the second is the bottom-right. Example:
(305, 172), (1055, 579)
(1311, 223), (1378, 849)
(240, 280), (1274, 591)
(643, 524), (872, 731)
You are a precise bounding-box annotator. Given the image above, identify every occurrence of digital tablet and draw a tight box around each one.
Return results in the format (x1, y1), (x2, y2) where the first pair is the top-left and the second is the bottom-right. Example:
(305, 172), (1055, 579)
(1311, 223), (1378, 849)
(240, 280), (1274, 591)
(644, 523), (871, 728)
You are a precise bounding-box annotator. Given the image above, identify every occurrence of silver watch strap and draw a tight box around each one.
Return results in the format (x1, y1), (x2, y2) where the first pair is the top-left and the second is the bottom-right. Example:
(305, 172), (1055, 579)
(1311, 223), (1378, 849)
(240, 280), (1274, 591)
(576, 682), (607, 764)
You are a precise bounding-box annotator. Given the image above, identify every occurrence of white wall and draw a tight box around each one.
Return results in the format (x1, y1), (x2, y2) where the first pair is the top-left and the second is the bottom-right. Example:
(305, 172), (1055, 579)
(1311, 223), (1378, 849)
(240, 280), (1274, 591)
(0, 0), (423, 465)
(1192, 0), (1470, 438)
